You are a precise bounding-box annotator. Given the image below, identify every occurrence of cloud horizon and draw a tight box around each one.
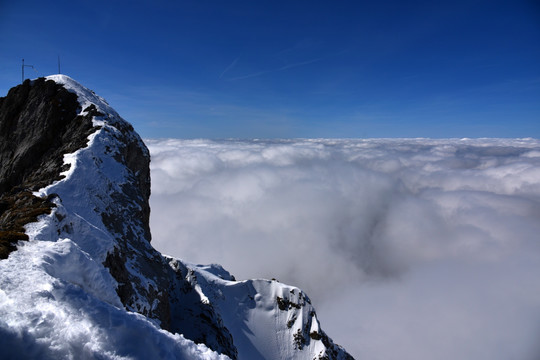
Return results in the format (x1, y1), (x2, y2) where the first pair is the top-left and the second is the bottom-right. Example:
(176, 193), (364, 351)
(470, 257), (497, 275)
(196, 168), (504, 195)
(147, 138), (540, 360)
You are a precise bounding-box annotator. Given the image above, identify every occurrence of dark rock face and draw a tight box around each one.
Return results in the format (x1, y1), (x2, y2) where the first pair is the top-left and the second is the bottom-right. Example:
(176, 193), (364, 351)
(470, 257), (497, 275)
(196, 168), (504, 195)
(0, 78), (95, 193)
(168, 259), (238, 359)
(86, 120), (238, 357)
(0, 78), (95, 258)
(103, 114), (152, 243)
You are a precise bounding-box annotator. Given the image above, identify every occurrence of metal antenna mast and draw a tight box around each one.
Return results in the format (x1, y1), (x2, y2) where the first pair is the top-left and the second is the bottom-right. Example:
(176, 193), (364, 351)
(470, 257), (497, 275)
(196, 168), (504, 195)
(58, 55), (61, 74)
(21, 59), (36, 83)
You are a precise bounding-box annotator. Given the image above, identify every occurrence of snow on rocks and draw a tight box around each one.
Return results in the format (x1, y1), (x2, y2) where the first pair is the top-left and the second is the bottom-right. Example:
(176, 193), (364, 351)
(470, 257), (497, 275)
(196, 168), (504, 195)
(0, 238), (228, 360)
(185, 262), (352, 360)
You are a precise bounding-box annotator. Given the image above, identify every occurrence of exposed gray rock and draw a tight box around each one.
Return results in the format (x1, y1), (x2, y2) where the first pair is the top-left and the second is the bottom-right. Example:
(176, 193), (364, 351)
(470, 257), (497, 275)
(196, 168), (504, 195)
(0, 78), (95, 258)
(0, 78), (95, 193)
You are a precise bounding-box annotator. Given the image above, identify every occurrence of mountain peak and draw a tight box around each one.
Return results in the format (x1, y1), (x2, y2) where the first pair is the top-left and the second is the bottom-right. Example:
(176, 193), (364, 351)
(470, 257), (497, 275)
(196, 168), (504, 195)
(0, 76), (352, 359)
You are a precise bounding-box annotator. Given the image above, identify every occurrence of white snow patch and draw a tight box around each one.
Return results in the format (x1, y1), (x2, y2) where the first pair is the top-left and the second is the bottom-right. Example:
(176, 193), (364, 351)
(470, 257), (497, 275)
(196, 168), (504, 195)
(187, 263), (336, 360)
(0, 240), (228, 359)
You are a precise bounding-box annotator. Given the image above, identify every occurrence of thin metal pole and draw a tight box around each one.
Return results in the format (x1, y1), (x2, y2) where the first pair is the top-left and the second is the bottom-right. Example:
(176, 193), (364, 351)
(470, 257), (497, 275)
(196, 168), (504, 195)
(58, 55), (61, 74)
(21, 59), (35, 83)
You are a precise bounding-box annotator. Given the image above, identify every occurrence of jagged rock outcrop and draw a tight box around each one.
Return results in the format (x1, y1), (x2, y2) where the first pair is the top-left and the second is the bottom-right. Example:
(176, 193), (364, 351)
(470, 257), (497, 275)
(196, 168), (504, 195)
(0, 78), (94, 194)
(0, 75), (352, 360)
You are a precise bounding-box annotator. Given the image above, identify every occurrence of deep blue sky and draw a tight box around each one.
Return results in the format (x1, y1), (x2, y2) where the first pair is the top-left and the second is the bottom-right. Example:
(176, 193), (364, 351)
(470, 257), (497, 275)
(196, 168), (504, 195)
(1, 0), (539, 138)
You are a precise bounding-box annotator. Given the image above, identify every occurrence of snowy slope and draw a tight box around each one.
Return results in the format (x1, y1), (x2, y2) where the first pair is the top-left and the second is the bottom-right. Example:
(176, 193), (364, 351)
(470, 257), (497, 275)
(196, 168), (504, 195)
(180, 262), (351, 360)
(0, 240), (227, 360)
(0, 76), (352, 359)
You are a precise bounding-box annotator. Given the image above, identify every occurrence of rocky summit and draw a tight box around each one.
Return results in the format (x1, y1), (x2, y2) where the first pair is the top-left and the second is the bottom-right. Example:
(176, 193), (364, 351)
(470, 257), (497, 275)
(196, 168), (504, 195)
(0, 75), (353, 360)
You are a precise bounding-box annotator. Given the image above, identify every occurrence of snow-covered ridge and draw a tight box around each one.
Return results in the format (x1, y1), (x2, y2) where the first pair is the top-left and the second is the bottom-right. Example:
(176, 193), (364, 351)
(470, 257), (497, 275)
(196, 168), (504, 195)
(46, 75), (119, 127)
(0, 75), (352, 359)
(27, 75), (148, 261)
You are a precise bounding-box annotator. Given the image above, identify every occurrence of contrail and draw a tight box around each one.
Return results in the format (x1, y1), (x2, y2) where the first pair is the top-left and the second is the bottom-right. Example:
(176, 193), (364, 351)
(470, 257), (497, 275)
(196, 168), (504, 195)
(227, 57), (322, 81)
(219, 57), (240, 79)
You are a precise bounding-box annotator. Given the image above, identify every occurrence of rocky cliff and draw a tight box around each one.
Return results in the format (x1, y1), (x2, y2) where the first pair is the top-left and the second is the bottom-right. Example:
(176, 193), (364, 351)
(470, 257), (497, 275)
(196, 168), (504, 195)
(0, 78), (94, 257)
(0, 75), (352, 360)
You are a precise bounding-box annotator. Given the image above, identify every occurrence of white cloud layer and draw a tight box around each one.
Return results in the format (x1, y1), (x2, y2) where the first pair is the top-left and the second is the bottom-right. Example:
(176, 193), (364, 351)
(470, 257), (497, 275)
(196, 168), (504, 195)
(146, 138), (540, 360)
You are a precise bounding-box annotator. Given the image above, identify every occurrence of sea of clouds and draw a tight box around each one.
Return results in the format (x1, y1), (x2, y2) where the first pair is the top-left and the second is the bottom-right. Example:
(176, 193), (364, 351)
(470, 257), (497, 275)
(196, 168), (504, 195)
(146, 138), (540, 360)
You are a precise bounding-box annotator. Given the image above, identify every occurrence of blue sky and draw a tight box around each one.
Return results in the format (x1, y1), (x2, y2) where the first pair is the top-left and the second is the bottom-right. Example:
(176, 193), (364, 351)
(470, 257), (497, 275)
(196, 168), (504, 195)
(1, 0), (539, 139)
